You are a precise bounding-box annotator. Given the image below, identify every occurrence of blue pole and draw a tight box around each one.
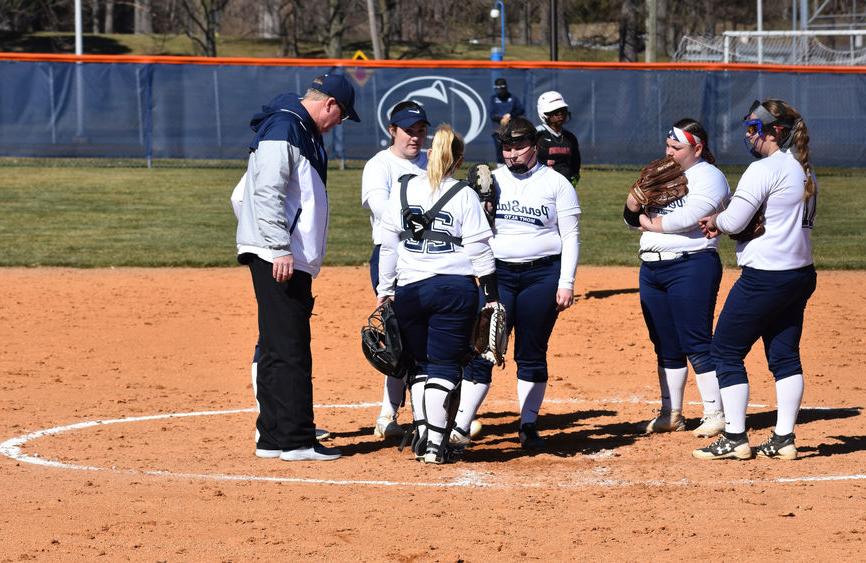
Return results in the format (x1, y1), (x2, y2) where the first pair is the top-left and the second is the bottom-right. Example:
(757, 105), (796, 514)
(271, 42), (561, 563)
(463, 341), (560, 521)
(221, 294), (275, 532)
(498, 1), (505, 57)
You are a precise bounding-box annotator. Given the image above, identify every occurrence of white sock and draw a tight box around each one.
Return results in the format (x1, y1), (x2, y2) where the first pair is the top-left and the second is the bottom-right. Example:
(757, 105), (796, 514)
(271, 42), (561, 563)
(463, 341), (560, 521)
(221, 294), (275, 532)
(454, 381), (490, 433)
(410, 374), (427, 428)
(517, 380), (546, 425)
(719, 383), (749, 434)
(252, 362), (260, 443)
(695, 370), (723, 415)
(378, 376), (405, 419)
(424, 378), (456, 449)
(775, 374), (804, 435)
(658, 366), (688, 411)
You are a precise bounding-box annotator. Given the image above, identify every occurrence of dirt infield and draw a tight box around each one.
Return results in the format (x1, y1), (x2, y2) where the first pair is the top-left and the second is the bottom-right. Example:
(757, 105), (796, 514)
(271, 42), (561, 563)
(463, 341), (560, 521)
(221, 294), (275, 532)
(1, 266), (864, 561)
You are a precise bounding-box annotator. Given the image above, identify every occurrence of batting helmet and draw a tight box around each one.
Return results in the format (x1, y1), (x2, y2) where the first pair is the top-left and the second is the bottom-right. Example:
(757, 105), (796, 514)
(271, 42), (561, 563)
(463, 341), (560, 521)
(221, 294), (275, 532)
(537, 91), (569, 124)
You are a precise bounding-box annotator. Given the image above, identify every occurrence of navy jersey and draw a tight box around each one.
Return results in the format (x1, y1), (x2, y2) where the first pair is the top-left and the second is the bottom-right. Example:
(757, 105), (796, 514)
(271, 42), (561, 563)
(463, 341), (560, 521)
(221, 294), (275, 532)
(537, 126), (581, 184)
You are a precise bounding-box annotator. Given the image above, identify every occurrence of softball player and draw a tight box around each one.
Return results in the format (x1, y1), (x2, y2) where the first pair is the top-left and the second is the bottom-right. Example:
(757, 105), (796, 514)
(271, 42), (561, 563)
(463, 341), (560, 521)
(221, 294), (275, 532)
(362, 100), (430, 440)
(377, 124), (498, 465)
(694, 98), (817, 461)
(536, 91), (581, 185)
(456, 117), (581, 451)
(624, 119), (731, 438)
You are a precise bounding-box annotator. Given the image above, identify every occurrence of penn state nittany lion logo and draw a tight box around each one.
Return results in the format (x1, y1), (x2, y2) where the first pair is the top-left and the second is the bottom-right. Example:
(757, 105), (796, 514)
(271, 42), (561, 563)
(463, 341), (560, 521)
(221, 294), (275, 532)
(377, 76), (487, 145)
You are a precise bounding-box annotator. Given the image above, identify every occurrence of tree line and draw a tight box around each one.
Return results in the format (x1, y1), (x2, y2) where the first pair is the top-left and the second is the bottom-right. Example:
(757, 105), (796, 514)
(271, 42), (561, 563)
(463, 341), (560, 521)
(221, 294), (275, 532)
(1, 0), (793, 60)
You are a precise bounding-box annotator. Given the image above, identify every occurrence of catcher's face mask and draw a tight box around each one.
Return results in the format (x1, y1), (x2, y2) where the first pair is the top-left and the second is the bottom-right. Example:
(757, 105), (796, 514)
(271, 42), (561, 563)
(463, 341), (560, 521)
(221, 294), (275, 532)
(499, 131), (537, 174)
(743, 100), (796, 158)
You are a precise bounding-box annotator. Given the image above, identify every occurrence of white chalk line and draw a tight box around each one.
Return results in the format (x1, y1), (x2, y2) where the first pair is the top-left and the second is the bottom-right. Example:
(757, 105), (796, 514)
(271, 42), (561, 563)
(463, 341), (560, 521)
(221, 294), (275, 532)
(1, 399), (862, 489)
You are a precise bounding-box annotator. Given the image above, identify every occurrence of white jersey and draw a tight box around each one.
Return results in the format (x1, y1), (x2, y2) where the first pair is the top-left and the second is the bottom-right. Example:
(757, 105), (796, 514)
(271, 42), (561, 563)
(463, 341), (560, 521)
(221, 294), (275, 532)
(717, 149), (815, 270)
(362, 148), (428, 245)
(381, 175), (493, 287)
(491, 164), (581, 261)
(640, 160), (730, 253)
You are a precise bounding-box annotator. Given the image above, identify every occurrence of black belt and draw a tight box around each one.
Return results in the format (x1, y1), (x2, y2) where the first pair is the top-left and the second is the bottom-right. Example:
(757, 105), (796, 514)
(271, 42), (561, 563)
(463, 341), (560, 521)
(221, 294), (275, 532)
(496, 254), (560, 272)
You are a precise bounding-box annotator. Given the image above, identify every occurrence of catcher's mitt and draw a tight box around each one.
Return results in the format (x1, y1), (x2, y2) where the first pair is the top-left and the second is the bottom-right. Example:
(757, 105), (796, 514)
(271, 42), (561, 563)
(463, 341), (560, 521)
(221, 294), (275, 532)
(472, 303), (507, 366)
(730, 207), (766, 242)
(361, 301), (410, 378)
(467, 163), (496, 225)
(630, 156), (689, 207)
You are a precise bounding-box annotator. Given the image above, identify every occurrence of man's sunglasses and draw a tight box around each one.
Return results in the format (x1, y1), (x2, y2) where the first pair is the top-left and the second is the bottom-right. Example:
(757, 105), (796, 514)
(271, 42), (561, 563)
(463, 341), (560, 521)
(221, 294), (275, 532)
(334, 99), (349, 122)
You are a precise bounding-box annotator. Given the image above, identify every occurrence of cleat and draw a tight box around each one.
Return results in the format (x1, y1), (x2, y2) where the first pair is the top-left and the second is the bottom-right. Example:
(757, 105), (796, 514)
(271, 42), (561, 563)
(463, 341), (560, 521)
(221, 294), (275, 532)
(449, 426), (471, 448)
(756, 432), (798, 460)
(645, 409), (686, 433)
(280, 443), (342, 461)
(518, 422), (545, 450)
(255, 448), (281, 459)
(469, 419), (483, 439)
(692, 411), (726, 438)
(420, 446), (445, 465)
(373, 415), (404, 439)
(315, 428), (331, 441)
(692, 434), (752, 460)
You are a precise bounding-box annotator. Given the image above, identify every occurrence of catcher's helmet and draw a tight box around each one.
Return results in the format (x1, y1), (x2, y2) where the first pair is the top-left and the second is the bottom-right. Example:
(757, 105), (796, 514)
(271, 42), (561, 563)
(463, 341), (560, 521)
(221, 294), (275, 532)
(537, 91), (569, 124)
(361, 301), (409, 378)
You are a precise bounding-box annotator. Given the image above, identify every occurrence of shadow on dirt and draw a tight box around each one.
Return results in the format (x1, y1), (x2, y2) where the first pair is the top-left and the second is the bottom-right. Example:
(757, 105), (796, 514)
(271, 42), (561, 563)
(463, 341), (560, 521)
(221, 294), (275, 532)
(798, 435), (866, 459)
(748, 406), (861, 432)
(582, 288), (639, 300)
(457, 408), (645, 462)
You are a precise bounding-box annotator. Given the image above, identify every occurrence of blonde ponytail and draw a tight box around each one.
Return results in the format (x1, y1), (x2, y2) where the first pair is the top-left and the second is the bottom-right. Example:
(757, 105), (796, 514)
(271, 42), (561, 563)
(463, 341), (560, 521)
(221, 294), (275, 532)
(427, 124), (464, 191)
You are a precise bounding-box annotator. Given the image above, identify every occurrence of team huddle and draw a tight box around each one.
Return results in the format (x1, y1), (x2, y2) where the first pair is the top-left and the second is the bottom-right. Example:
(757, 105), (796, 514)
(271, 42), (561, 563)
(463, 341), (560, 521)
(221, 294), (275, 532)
(233, 73), (817, 465)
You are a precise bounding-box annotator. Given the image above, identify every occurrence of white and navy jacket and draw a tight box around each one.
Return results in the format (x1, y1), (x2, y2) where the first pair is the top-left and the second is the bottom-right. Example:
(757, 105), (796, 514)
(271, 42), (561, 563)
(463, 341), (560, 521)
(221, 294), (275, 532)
(236, 93), (330, 278)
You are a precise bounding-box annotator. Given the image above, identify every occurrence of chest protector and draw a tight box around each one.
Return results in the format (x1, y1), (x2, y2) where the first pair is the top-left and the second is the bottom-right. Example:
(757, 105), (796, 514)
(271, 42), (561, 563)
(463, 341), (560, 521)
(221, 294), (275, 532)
(398, 174), (468, 246)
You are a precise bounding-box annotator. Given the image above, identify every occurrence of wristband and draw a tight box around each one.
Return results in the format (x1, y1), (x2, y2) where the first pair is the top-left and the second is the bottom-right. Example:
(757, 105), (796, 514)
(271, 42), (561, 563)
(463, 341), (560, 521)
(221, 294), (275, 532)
(479, 274), (500, 303)
(623, 204), (642, 228)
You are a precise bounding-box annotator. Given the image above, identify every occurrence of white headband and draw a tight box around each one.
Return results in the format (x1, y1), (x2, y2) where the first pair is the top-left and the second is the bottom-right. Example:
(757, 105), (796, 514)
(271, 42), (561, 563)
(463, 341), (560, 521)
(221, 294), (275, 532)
(668, 126), (701, 146)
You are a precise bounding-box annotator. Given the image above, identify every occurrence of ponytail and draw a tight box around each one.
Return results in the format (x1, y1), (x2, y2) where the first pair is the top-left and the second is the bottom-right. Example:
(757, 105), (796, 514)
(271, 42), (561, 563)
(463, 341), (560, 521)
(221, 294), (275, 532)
(791, 119), (815, 200)
(763, 99), (815, 201)
(427, 124), (464, 191)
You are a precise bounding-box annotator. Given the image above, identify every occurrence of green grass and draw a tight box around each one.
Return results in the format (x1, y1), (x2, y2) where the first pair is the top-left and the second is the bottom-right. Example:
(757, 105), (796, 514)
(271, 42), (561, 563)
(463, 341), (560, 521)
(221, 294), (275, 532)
(0, 160), (863, 269)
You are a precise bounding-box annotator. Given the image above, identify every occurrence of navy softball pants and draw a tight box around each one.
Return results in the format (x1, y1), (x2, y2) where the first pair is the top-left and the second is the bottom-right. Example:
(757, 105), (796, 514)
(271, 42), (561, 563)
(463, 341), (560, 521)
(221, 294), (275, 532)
(464, 256), (561, 383)
(639, 251), (722, 373)
(713, 265), (817, 388)
(393, 275), (478, 383)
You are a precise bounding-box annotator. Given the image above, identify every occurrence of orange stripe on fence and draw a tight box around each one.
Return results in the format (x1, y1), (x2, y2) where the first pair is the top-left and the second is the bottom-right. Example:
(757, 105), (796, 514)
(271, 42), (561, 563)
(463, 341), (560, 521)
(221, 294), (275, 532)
(1, 52), (866, 74)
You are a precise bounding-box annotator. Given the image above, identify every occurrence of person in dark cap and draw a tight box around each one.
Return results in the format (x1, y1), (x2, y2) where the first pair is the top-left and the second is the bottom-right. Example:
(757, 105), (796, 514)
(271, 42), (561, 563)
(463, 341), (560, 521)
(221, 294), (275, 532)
(488, 78), (525, 164)
(235, 73), (359, 462)
(361, 100), (430, 441)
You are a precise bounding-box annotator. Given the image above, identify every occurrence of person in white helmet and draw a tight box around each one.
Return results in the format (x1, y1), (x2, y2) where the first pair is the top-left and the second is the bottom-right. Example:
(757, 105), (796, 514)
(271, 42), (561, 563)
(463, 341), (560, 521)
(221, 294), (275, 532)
(536, 91), (581, 186)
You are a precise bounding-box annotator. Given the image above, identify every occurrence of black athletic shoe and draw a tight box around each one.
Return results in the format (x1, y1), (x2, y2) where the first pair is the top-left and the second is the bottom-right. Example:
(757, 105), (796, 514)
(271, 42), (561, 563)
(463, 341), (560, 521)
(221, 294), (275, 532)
(692, 433), (752, 460)
(756, 432), (797, 460)
(519, 422), (545, 450)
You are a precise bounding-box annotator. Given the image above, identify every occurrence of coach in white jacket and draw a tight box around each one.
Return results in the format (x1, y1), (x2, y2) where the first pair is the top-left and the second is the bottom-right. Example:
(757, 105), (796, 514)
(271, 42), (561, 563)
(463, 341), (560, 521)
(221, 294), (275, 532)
(236, 74), (358, 462)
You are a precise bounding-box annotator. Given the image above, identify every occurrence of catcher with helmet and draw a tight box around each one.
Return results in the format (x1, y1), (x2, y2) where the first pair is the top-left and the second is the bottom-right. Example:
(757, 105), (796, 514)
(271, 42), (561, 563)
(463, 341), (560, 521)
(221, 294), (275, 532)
(458, 117), (581, 451)
(376, 125), (499, 465)
(624, 119), (731, 438)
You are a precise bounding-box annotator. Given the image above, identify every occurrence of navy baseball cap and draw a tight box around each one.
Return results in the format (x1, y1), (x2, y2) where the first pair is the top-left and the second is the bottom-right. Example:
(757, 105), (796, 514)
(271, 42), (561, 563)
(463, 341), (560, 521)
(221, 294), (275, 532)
(311, 74), (360, 122)
(389, 105), (429, 129)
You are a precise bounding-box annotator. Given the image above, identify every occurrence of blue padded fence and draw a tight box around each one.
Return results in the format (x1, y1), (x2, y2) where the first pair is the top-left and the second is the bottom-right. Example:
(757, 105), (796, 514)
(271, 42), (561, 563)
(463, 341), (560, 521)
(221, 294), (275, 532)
(1, 59), (864, 167)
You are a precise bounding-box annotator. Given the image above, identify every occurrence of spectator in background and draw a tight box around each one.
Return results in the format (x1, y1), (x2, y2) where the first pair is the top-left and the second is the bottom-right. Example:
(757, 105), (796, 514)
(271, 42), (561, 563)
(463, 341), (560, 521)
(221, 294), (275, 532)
(489, 78), (525, 164)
